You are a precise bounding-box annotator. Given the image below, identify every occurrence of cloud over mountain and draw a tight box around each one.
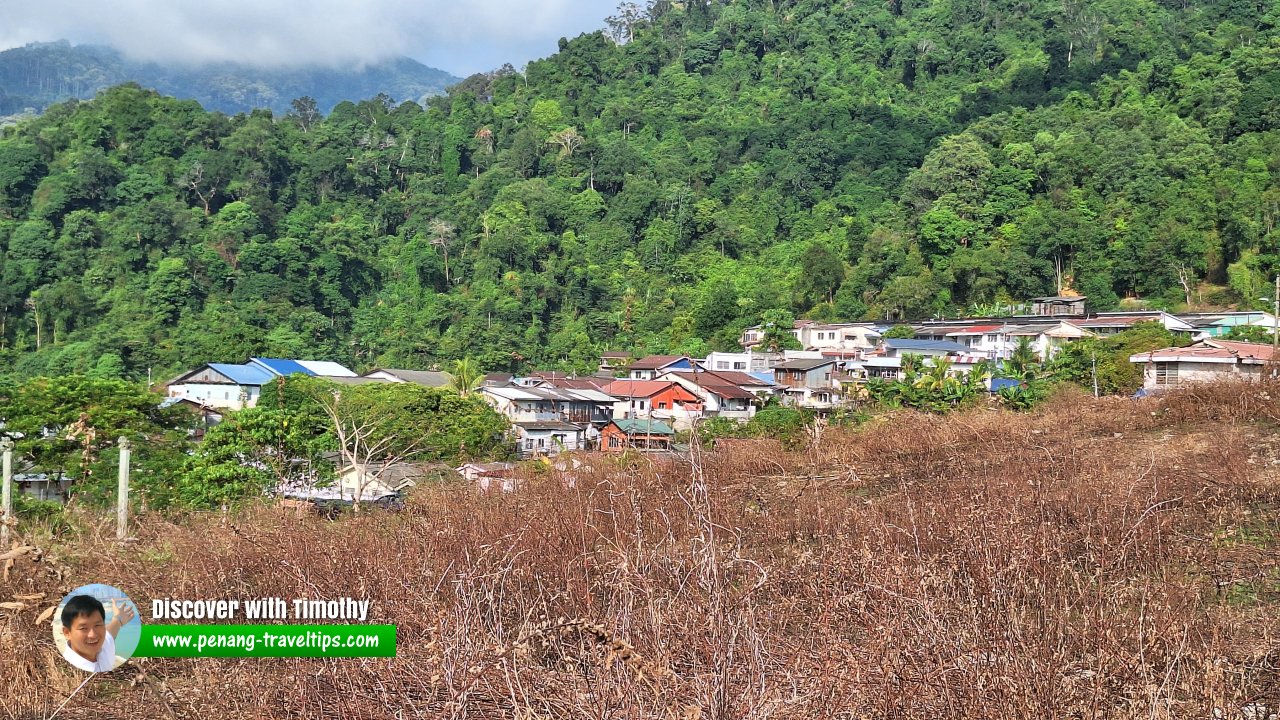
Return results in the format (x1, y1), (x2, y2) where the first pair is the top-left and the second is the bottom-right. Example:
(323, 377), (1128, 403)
(0, 0), (618, 74)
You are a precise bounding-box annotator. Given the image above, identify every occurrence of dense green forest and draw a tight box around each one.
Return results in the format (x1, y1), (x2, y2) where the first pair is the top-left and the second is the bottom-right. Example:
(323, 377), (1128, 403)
(1, 0), (1279, 381)
(0, 41), (458, 118)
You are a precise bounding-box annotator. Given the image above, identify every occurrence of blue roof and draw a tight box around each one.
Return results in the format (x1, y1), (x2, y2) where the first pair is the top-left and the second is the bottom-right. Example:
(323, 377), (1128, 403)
(209, 363), (276, 385)
(250, 358), (316, 377)
(884, 339), (970, 353)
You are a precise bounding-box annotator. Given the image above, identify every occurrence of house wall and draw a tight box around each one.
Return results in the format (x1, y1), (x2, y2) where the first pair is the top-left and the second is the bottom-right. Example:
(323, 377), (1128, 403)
(515, 428), (584, 457)
(169, 383), (259, 409)
(1141, 361), (1262, 390)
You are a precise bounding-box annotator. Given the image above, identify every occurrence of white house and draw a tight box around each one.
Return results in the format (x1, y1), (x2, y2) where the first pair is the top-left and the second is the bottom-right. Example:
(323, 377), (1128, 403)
(1129, 340), (1276, 391)
(167, 358), (357, 410)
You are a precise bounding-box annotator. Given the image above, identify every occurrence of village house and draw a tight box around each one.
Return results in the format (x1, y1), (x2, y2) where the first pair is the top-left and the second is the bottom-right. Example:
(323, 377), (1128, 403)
(335, 461), (426, 502)
(598, 351), (632, 374)
(626, 355), (701, 380)
(1075, 311), (1200, 338)
(1004, 321), (1094, 361)
(1178, 312), (1278, 338)
(705, 351), (779, 373)
(772, 358), (841, 410)
(456, 462), (518, 493)
(601, 418), (675, 452)
(480, 384), (616, 457)
(604, 379), (702, 430)
(1129, 340), (1277, 391)
(1031, 296), (1088, 316)
(362, 368), (453, 387)
(799, 323), (882, 354)
(658, 369), (766, 422)
(166, 357), (358, 410)
(159, 397), (224, 440)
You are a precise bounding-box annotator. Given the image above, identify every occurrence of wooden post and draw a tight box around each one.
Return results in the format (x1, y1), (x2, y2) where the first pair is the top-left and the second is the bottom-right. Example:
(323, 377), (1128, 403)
(1, 438), (13, 547)
(117, 437), (131, 541)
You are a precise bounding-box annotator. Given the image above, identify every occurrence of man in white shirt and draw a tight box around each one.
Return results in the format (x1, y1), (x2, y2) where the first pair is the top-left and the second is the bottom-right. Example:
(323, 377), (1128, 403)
(59, 595), (135, 672)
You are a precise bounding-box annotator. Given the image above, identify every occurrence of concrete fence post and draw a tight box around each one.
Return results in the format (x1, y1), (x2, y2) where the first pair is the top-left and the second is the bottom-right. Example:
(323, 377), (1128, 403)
(117, 437), (131, 541)
(1, 438), (13, 547)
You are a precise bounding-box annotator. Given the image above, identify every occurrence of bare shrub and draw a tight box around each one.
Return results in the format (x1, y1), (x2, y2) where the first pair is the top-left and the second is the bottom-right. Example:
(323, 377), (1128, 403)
(1, 386), (1278, 719)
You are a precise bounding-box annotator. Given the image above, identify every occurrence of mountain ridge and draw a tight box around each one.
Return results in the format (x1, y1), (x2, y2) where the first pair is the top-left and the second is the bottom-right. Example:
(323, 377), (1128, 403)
(0, 40), (460, 117)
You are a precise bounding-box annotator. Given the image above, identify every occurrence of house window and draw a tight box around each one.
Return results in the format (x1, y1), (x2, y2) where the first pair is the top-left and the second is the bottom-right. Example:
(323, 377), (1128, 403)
(985, 334), (997, 343)
(716, 361), (729, 369)
(537, 438), (546, 448)
(525, 439), (534, 449)
(733, 362), (746, 370)
(639, 400), (647, 410)
(609, 435), (621, 448)
(1155, 362), (1179, 385)
(657, 401), (668, 409)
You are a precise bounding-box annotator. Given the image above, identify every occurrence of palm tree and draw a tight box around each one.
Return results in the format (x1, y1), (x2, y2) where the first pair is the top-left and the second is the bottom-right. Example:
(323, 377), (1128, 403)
(449, 358), (483, 397)
(1004, 337), (1039, 380)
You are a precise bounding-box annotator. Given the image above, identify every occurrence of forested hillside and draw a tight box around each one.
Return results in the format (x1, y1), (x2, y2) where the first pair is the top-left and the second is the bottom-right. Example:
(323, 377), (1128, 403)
(0, 41), (458, 118)
(1, 0), (1278, 380)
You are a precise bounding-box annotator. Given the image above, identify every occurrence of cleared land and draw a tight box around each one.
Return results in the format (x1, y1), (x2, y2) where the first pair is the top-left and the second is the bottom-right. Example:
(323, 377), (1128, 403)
(2, 383), (1278, 719)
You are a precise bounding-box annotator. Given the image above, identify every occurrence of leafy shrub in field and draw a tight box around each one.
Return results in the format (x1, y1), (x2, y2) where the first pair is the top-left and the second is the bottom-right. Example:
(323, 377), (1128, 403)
(996, 379), (1051, 410)
(696, 403), (812, 448)
(179, 376), (511, 509)
(866, 355), (989, 413)
(0, 375), (193, 506)
(1049, 321), (1184, 394)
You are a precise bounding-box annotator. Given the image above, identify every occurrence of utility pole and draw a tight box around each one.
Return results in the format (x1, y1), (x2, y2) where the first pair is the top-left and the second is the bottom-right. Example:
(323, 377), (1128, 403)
(1, 438), (13, 548)
(1272, 274), (1278, 355)
(117, 437), (131, 541)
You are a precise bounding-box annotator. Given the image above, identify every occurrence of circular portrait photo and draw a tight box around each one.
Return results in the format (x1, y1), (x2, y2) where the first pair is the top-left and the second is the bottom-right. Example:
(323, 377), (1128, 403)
(53, 584), (141, 672)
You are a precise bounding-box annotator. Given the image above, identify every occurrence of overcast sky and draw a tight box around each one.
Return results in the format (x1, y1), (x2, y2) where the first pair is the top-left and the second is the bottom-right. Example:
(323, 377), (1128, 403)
(0, 0), (621, 76)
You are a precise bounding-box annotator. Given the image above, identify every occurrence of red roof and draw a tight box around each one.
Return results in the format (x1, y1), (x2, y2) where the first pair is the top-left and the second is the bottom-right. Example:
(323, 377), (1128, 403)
(947, 324), (1002, 334)
(1132, 340), (1277, 363)
(550, 377), (614, 391)
(702, 370), (773, 386)
(605, 380), (680, 398)
(663, 371), (757, 400)
(1211, 340), (1278, 361)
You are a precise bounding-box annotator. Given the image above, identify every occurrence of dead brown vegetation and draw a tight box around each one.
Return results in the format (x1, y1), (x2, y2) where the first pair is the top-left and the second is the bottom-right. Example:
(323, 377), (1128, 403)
(2, 381), (1278, 719)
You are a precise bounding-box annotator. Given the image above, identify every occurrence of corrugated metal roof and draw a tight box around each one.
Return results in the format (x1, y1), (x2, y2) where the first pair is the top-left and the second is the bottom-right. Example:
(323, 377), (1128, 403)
(605, 380), (678, 397)
(251, 358), (314, 376)
(208, 363), (276, 385)
(296, 360), (357, 377)
(884, 339), (970, 352)
(611, 419), (674, 435)
(627, 355), (689, 370)
(483, 386), (545, 401)
(773, 358), (836, 370)
(562, 389), (619, 403)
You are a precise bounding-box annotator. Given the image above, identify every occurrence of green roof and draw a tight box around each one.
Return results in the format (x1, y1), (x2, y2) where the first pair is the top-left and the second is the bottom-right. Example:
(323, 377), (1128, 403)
(611, 418), (674, 435)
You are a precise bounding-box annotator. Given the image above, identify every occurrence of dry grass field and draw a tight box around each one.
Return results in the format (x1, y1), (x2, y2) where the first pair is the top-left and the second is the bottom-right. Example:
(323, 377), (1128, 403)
(2, 382), (1279, 719)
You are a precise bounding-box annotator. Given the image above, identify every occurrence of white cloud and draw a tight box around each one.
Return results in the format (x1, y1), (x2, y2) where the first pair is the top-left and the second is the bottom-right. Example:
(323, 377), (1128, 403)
(0, 0), (619, 74)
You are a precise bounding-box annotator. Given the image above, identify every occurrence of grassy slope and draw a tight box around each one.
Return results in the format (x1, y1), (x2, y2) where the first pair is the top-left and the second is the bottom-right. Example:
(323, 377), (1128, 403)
(2, 383), (1278, 717)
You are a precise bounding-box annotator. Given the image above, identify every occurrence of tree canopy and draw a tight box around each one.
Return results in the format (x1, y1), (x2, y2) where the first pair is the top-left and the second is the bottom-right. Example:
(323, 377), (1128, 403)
(2, 0), (1278, 379)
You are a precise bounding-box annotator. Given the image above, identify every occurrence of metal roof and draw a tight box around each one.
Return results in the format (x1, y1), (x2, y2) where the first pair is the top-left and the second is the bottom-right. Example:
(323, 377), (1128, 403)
(883, 339), (970, 353)
(772, 358), (837, 370)
(627, 355), (689, 370)
(367, 368), (453, 386)
(207, 363), (276, 385)
(605, 380), (680, 398)
(611, 418), (674, 435)
(296, 360), (357, 377)
(250, 358), (313, 376)
(515, 420), (584, 432)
